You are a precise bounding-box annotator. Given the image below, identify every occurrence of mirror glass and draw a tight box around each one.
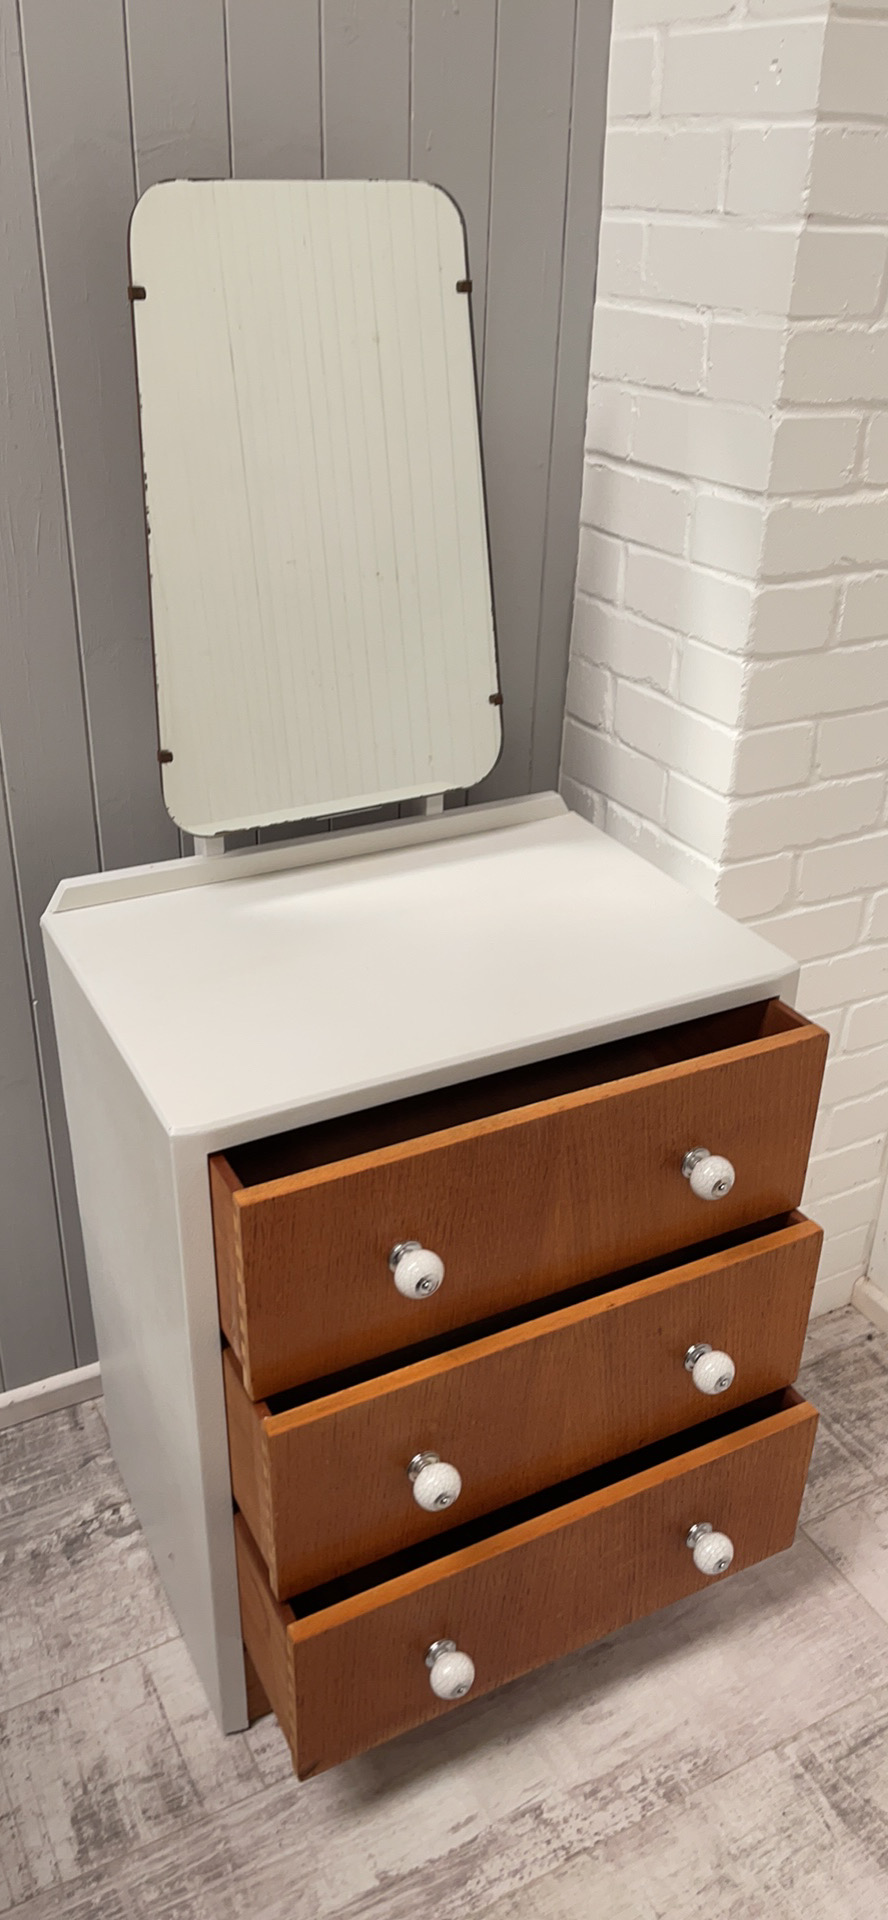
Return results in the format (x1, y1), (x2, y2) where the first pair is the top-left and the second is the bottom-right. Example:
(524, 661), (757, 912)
(129, 180), (501, 837)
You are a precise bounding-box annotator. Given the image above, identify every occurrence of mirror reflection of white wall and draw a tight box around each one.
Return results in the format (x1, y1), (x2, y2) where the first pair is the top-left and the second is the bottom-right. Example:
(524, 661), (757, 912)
(129, 179), (502, 837)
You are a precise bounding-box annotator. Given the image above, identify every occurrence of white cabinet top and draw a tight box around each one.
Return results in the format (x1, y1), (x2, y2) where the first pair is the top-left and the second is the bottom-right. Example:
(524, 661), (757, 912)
(43, 798), (796, 1144)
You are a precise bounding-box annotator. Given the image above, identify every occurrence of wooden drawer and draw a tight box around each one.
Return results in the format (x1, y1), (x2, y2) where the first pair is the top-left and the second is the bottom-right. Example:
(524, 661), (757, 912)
(236, 1388), (818, 1777)
(225, 1212), (821, 1597)
(212, 999), (827, 1399)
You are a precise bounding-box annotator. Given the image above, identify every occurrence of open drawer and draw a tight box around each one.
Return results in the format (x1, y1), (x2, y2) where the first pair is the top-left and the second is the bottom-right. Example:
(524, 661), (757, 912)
(236, 1387), (818, 1777)
(225, 1212), (822, 1597)
(211, 999), (827, 1398)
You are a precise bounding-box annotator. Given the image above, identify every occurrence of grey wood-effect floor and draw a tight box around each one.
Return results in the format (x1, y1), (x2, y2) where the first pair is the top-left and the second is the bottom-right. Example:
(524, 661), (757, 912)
(2, 1306), (888, 1918)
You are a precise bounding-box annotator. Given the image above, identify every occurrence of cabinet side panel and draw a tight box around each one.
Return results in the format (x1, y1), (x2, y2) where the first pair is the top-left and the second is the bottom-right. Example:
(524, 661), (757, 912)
(42, 940), (246, 1732)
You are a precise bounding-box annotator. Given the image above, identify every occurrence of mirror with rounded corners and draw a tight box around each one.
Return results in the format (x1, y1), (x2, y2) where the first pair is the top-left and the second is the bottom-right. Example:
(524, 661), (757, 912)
(129, 179), (502, 837)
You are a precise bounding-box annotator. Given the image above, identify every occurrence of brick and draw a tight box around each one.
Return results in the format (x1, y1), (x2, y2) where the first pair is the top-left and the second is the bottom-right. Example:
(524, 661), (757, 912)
(665, 770), (732, 859)
(748, 0), (834, 13)
(799, 945), (888, 1011)
(690, 494), (766, 577)
(726, 776), (884, 860)
(613, 0), (737, 21)
(604, 128), (725, 214)
(585, 382), (637, 460)
(749, 898), (863, 962)
(732, 721), (815, 795)
(846, 995), (888, 1050)
(744, 644), (888, 724)
(632, 393), (775, 491)
(581, 461), (691, 556)
(769, 413), (861, 494)
(825, 1087), (888, 1151)
(864, 415), (888, 486)
(810, 127), (888, 220)
(822, 1038), (888, 1102)
(749, 578), (837, 655)
(726, 127), (814, 218)
(818, 710), (888, 777)
(841, 573), (888, 642)
(679, 640), (746, 724)
(561, 717), (667, 817)
(575, 525), (624, 604)
(717, 853), (794, 918)
(869, 890), (888, 939)
(820, 18), (888, 117)
(806, 1136), (886, 1200)
(791, 228), (888, 321)
(707, 321), (785, 405)
(565, 655), (611, 731)
(614, 682), (737, 790)
(782, 325), (888, 404)
(661, 21), (825, 117)
(809, 1181), (884, 1238)
(591, 303), (706, 394)
(814, 1224), (871, 1282)
(762, 497), (888, 577)
(596, 218), (646, 298)
(607, 34), (656, 118)
(571, 597), (675, 692)
(559, 774), (607, 830)
(645, 222), (798, 315)
(799, 833), (888, 903)
(625, 549), (755, 650)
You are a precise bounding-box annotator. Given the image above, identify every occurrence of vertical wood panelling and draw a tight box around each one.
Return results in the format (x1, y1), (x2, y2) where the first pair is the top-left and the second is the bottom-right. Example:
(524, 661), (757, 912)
(1, 0), (610, 1385)
(530, 0), (610, 789)
(226, 0), (321, 179)
(477, 0), (578, 802)
(20, 0), (178, 872)
(0, 781), (73, 1388)
(127, 0), (231, 192)
(411, 0), (497, 374)
(0, 0), (100, 1376)
(321, 0), (410, 178)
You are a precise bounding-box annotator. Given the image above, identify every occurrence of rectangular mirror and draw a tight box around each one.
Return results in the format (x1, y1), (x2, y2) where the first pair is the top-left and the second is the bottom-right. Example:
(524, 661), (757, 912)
(129, 180), (502, 837)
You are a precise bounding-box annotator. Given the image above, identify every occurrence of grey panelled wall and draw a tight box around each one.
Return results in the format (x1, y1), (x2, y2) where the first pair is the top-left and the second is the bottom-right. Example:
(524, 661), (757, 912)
(0, 0), (611, 1389)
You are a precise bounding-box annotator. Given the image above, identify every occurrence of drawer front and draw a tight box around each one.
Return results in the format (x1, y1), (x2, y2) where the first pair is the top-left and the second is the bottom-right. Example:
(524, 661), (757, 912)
(226, 1215), (821, 1597)
(213, 1004), (826, 1398)
(236, 1392), (818, 1777)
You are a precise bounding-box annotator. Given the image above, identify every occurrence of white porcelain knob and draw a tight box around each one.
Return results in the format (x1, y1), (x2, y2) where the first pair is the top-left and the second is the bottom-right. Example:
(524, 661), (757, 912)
(425, 1639), (475, 1700)
(681, 1147), (736, 1202)
(388, 1241), (444, 1299)
(408, 1452), (463, 1512)
(687, 1521), (734, 1577)
(684, 1343), (736, 1396)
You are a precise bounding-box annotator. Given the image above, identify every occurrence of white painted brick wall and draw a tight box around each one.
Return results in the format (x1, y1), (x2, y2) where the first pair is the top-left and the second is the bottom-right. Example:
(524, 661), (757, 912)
(566, 0), (888, 1313)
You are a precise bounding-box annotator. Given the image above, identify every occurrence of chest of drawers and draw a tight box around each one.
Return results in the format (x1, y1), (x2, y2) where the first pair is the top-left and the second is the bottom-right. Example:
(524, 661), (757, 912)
(42, 797), (827, 1778)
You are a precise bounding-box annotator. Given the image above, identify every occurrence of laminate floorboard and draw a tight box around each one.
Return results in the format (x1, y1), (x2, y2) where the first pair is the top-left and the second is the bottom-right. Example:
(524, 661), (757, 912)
(1, 1306), (886, 1918)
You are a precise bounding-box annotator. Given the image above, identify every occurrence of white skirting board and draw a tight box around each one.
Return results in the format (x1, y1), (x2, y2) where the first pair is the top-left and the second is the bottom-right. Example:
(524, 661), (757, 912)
(853, 1275), (888, 1335)
(810, 1270), (862, 1318)
(0, 1361), (101, 1430)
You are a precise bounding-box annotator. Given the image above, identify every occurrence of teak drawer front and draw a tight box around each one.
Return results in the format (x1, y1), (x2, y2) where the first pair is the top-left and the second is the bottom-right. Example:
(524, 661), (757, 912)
(236, 1391), (818, 1778)
(212, 1001), (827, 1399)
(225, 1214), (821, 1598)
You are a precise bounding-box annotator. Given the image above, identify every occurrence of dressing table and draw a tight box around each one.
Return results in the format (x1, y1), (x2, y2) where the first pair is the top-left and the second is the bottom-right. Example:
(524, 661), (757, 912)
(43, 180), (826, 1779)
